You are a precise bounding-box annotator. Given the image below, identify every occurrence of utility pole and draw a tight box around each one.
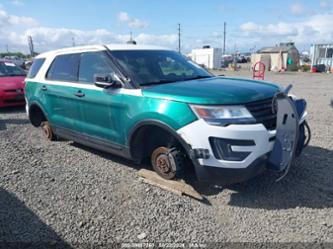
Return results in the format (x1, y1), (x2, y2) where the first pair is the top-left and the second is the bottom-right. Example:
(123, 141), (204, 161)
(5, 44), (9, 53)
(223, 22), (226, 55)
(127, 31), (137, 45)
(178, 23), (181, 53)
(28, 36), (34, 57)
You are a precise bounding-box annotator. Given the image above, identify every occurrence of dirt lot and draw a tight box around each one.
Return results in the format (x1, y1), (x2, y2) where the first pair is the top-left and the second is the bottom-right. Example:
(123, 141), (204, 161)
(0, 68), (333, 247)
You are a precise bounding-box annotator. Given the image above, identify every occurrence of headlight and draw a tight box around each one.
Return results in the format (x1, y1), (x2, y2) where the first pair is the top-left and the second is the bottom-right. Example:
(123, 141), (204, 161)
(190, 105), (256, 126)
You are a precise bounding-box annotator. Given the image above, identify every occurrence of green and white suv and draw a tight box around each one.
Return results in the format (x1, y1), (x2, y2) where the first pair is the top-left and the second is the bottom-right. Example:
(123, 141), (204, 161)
(25, 44), (310, 185)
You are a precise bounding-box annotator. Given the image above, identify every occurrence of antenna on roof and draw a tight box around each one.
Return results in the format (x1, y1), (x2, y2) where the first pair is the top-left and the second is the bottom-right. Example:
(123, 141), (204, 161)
(127, 31), (137, 45)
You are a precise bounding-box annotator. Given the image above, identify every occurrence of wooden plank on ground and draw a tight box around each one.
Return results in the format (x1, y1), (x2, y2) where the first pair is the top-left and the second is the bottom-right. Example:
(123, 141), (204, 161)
(138, 169), (203, 200)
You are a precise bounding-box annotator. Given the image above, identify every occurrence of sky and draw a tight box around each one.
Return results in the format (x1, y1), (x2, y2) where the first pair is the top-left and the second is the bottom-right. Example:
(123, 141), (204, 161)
(0, 0), (332, 54)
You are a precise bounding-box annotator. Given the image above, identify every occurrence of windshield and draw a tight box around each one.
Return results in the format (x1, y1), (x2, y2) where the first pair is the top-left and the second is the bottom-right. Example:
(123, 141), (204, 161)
(0, 62), (26, 77)
(110, 50), (212, 86)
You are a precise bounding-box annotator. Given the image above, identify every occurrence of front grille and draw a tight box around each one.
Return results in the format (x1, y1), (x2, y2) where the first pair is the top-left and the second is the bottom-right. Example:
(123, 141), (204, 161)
(245, 98), (277, 130)
(4, 98), (25, 103)
(4, 89), (23, 93)
(209, 137), (255, 161)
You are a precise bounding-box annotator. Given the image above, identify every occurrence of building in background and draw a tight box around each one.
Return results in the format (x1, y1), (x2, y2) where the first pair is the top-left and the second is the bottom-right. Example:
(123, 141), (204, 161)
(310, 44), (333, 72)
(189, 46), (222, 69)
(251, 42), (300, 71)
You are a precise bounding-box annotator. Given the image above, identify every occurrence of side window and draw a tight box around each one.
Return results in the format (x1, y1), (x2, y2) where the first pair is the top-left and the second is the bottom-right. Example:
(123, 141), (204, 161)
(27, 58), (45, 78)
(327, 48), (333, 58)
(318, 48), (326, 58)
(79, 52), (114, 83)
(46, 53), (80, 82)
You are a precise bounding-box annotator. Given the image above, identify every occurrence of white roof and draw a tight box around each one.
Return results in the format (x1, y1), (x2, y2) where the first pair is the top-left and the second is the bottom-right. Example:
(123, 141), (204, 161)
(106, 44), (170, 51)
(36, 43), (171, 59)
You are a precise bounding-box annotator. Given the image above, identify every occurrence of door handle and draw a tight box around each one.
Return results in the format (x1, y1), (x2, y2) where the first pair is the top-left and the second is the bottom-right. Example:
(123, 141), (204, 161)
(41, 85), (47, 91)
(74, 91), (85, 97)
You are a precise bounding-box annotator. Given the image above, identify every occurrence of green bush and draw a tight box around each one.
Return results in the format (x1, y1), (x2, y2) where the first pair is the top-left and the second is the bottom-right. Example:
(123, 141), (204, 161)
(299, 65), (311, 72)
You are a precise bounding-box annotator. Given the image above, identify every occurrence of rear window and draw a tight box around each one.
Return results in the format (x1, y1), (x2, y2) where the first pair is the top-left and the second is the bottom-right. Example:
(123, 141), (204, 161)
(46, 53), (80, 82)
(27, 58), (45, 78)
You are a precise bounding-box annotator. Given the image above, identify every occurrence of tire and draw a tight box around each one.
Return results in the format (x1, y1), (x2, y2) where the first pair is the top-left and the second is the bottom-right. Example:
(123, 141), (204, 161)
(41, 121), (57, 141)
(151, 146), (184, 180)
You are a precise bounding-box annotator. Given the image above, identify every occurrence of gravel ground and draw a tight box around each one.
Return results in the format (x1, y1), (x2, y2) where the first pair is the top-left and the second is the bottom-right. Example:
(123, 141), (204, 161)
(0, 69), (333, 247)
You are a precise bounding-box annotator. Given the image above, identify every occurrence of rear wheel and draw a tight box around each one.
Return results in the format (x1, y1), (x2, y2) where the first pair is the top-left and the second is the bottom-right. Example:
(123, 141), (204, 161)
(151, 146), (184, 180)
(41, 121), (57, 141)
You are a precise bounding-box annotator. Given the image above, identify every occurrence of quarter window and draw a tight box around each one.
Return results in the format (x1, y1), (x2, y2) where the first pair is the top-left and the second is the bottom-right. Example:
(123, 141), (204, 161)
(27, 58), (45, 78)
(46, 53), (80, 82)
(79, 52), (114, 83)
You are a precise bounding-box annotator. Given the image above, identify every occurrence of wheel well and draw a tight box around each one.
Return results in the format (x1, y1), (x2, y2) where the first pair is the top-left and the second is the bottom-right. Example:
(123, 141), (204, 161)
(29, 104), (47, 127)
(130, 125), (186, 162)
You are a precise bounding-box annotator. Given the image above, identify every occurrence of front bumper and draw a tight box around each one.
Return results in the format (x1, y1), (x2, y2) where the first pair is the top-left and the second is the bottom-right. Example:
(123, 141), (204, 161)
(177, 113), (307, 185)
(0, 92), (25, 107)
(178, 119), (276, 185)
(194, 155), (268, 185)
(178, 119), (276, 170)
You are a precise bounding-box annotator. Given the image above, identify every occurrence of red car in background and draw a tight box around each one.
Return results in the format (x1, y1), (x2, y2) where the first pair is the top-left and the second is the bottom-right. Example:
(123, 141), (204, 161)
(0, 60), (26, 108)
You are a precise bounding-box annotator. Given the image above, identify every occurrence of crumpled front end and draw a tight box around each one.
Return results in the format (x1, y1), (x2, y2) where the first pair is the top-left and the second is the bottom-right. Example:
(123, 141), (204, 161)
(177, 93), (310, 185)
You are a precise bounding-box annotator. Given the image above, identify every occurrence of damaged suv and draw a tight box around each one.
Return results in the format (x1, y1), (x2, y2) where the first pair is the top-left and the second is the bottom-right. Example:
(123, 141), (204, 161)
(25, 44), (310, 185)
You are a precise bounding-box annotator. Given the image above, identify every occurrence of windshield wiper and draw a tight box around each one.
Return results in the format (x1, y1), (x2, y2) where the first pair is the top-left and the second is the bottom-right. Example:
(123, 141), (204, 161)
(140, 79), (178, 86)
(182, 75), (213, 81)
(140, 75), (213, 87)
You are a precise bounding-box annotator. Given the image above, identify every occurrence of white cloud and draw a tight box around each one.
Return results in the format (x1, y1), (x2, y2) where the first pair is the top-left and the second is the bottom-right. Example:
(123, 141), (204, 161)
(2, 26), (177, 53)
(240, 12), (333, 49)
(8, 15), (37, 26)
(0, 7), (177, 53)
(10, 0), (24, 6)
(0, 7), (38, 51)
(241, 21), (298, 36)
(240, 22), (259, 32)
(2, 5), (333, 54)
(135, 33), (177, 46)
(0, 8), (37, 27)
(118, 12), (130, 22)
(319, 1), (330, 8)
(117, 11), (149, 29)
(290, 3), (306, 15)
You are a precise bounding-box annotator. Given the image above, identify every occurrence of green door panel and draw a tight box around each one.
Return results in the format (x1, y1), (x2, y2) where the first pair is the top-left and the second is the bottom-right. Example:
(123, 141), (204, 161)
(45, 84), (81, 131)
(25, 81), (80, 130)
(73, 87), (125, 143)
(75, 88), (197, 145)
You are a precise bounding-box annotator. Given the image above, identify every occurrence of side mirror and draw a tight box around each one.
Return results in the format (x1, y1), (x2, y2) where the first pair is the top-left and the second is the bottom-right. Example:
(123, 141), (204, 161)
(94, 73), (122, 89)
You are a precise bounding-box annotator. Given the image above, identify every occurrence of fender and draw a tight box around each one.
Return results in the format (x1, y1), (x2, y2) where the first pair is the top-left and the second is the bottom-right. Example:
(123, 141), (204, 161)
(28, 100), (49, 126)
(128, 119), (198, 162)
